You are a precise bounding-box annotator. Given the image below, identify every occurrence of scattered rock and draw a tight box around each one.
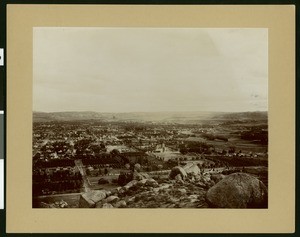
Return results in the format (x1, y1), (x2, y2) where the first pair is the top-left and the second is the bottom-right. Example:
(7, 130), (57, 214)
(134, 163), (141, 171)
(102, 203), (114, 208)
(188, 194), (198, 199)
(183, 163), (201, 176)
(102, 190), (112, 197)
(201, 173), (211, 182)
(59, 200), (68, 208)
(206, 172), (268, 208)
(160, 184), (170, 189)
(169, 166), (187, 180)
(124, 180), (138, 190)
(79, 169), (266, 209)
(188, 176), (195, 182)
(113, 187), (122, 193)
(40, 200), (69, 208)
(169, 197), (180, 204)
(194, 175), (201, 181)
(188, 195), (199, 203)
(145, 178), (158, 187)
(177, 188), (187, 195)
(79, 190), (107, 208)
(104, 195), (119, 203)
(210, 174), (226, 184)
(114, 200), (127, 208)
(126, 196), (136, 204)
(137, 179), (148, 186)
(90, 190), (107, 203)
(133, 170), (150, 181)
(175, 174), (182, 181)
(118, 187), (128, 195)
(153, 187), (160, 193)
(196, 181), (206, 188)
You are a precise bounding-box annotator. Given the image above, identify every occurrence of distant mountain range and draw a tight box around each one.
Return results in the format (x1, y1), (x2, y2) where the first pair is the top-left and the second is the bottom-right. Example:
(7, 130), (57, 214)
(33, 111), (267, 123)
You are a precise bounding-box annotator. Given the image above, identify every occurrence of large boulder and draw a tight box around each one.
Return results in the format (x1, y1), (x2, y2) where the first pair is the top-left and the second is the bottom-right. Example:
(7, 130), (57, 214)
(79, 190), (107, 208)
(184, 163), (201, 175)
(133, 171), (150, 181)
(169, 166), (187, 180)
(103, 195), (119, 203)
(114, 200), (127, 208)
(137, 179), (148, 186)
(124, 180), (138, 190)
(206, 172), (268, 208)
(145, 178), (159, 187)
(102, 203), (114, 208)
(201, 173), (211, 182)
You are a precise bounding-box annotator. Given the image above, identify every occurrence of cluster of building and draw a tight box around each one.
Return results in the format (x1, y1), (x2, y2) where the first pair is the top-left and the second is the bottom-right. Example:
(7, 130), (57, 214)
(32, 120), (267, 196)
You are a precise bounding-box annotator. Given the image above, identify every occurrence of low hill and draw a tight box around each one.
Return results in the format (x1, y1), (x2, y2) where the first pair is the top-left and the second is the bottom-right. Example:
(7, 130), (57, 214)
(211, 111), (267, 121)
(33, 111), (267, 123)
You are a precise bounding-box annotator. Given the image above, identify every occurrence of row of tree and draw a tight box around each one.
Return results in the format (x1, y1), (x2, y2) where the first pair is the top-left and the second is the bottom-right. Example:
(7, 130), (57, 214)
(240, 129), (268, 145)
(33, 170), (82, 182)
(33, 180), (83, 196)
(179, 141), (214, 154)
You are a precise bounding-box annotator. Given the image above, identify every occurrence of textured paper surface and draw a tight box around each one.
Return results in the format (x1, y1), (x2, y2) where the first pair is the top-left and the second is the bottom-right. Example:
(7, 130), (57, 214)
(6, 5), (295, 233)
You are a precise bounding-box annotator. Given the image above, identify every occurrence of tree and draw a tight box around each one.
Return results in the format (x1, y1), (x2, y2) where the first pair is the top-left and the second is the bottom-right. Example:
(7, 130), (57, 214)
(228, 146), (236, 154)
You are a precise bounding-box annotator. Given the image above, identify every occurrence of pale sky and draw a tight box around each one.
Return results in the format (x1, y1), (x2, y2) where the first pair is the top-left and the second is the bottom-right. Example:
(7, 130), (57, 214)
(33, 27), (268, 113)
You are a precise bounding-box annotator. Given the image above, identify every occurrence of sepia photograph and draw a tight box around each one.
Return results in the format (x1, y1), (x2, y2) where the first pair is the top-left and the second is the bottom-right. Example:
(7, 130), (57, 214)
(32, 27), (268, 209)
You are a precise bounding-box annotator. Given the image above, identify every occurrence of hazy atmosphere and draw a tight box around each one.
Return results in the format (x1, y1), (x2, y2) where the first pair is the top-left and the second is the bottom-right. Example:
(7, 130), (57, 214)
(33, 27), (269, 209)
(33, 27), (268, 113)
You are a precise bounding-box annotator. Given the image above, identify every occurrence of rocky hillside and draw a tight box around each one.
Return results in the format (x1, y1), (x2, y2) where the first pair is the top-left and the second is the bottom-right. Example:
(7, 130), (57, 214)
(40, 166), (268, 209)
(77, 168), (267, 209)
(80, 175), (213, 209)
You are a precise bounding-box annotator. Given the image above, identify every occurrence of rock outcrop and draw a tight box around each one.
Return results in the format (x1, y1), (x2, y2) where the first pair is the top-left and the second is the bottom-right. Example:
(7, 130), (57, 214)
(133, 170), (150, 181)
(206, 172), (268, 208)
(77, 175), (212, 208)
(183, 163), (201, 175)
(169, 166), (187, 180)
(75, 170), (267, 209)
(79, 190), (107, 208)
